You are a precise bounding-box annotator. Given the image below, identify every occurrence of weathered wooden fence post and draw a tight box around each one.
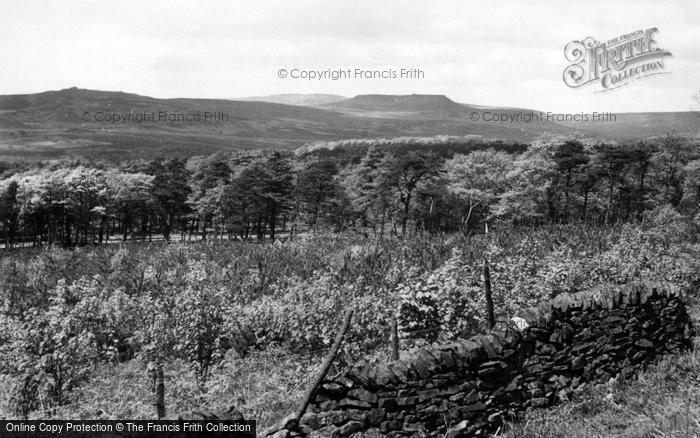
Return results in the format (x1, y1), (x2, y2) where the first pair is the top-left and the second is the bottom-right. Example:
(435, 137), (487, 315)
(154, 362), (165, 418)
(483, 258), (496, 330)
(391, 316), (400, 360)
(295, 309), (354, 422)
(483, 222), (496, 329)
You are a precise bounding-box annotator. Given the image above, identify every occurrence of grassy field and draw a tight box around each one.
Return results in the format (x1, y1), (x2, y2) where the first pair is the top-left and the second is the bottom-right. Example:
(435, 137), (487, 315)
(40, 349), (323, 427)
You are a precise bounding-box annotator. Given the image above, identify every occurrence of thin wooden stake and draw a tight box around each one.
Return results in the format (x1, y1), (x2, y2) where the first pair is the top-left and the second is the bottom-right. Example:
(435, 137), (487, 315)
(391, 317), (400, 361)
(295, 309), (354, 422)
(154, 362), (165, 418)
(483, 222), (496, 330)
(484, 258), (496, 330)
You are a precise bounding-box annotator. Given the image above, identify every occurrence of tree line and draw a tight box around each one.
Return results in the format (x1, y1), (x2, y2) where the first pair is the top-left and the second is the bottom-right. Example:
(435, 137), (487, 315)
(0, 134), (699, 247)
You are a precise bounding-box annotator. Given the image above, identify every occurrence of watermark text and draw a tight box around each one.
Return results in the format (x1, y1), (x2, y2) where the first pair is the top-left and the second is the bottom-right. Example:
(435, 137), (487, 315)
(469, 111), (617, 123)
(277, 67), (425, 80)
(81, 111), (229, 123)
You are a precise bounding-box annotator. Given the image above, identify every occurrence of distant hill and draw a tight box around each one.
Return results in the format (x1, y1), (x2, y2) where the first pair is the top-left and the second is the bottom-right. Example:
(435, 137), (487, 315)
(0, 88), (696, 161)
(557, 111), (700, 140)
(236, 93), (347, 106)
(0, 88), (374, 160)
(323, 94), (466, 113)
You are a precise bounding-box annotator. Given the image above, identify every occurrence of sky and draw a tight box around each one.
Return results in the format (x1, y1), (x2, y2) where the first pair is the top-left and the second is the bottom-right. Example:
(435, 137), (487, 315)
(0, 0), (698, 113)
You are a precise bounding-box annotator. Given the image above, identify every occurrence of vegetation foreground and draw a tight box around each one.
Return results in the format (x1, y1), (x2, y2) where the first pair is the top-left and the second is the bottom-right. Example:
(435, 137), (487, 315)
(0, 216), (699, 434)
(1, 133), (700, 435)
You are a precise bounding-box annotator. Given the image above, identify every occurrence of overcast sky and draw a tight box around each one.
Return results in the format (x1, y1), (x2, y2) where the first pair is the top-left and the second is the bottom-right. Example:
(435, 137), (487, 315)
(0, 0), (698, 113)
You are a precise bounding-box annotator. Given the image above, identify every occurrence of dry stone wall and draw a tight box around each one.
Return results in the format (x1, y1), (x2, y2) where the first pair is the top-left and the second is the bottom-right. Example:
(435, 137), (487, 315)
(264, 282), (694, 438)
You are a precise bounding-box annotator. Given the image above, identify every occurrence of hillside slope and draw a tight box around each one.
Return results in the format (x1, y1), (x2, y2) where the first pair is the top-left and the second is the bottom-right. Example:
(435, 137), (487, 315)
(0, 88), (696, 161)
